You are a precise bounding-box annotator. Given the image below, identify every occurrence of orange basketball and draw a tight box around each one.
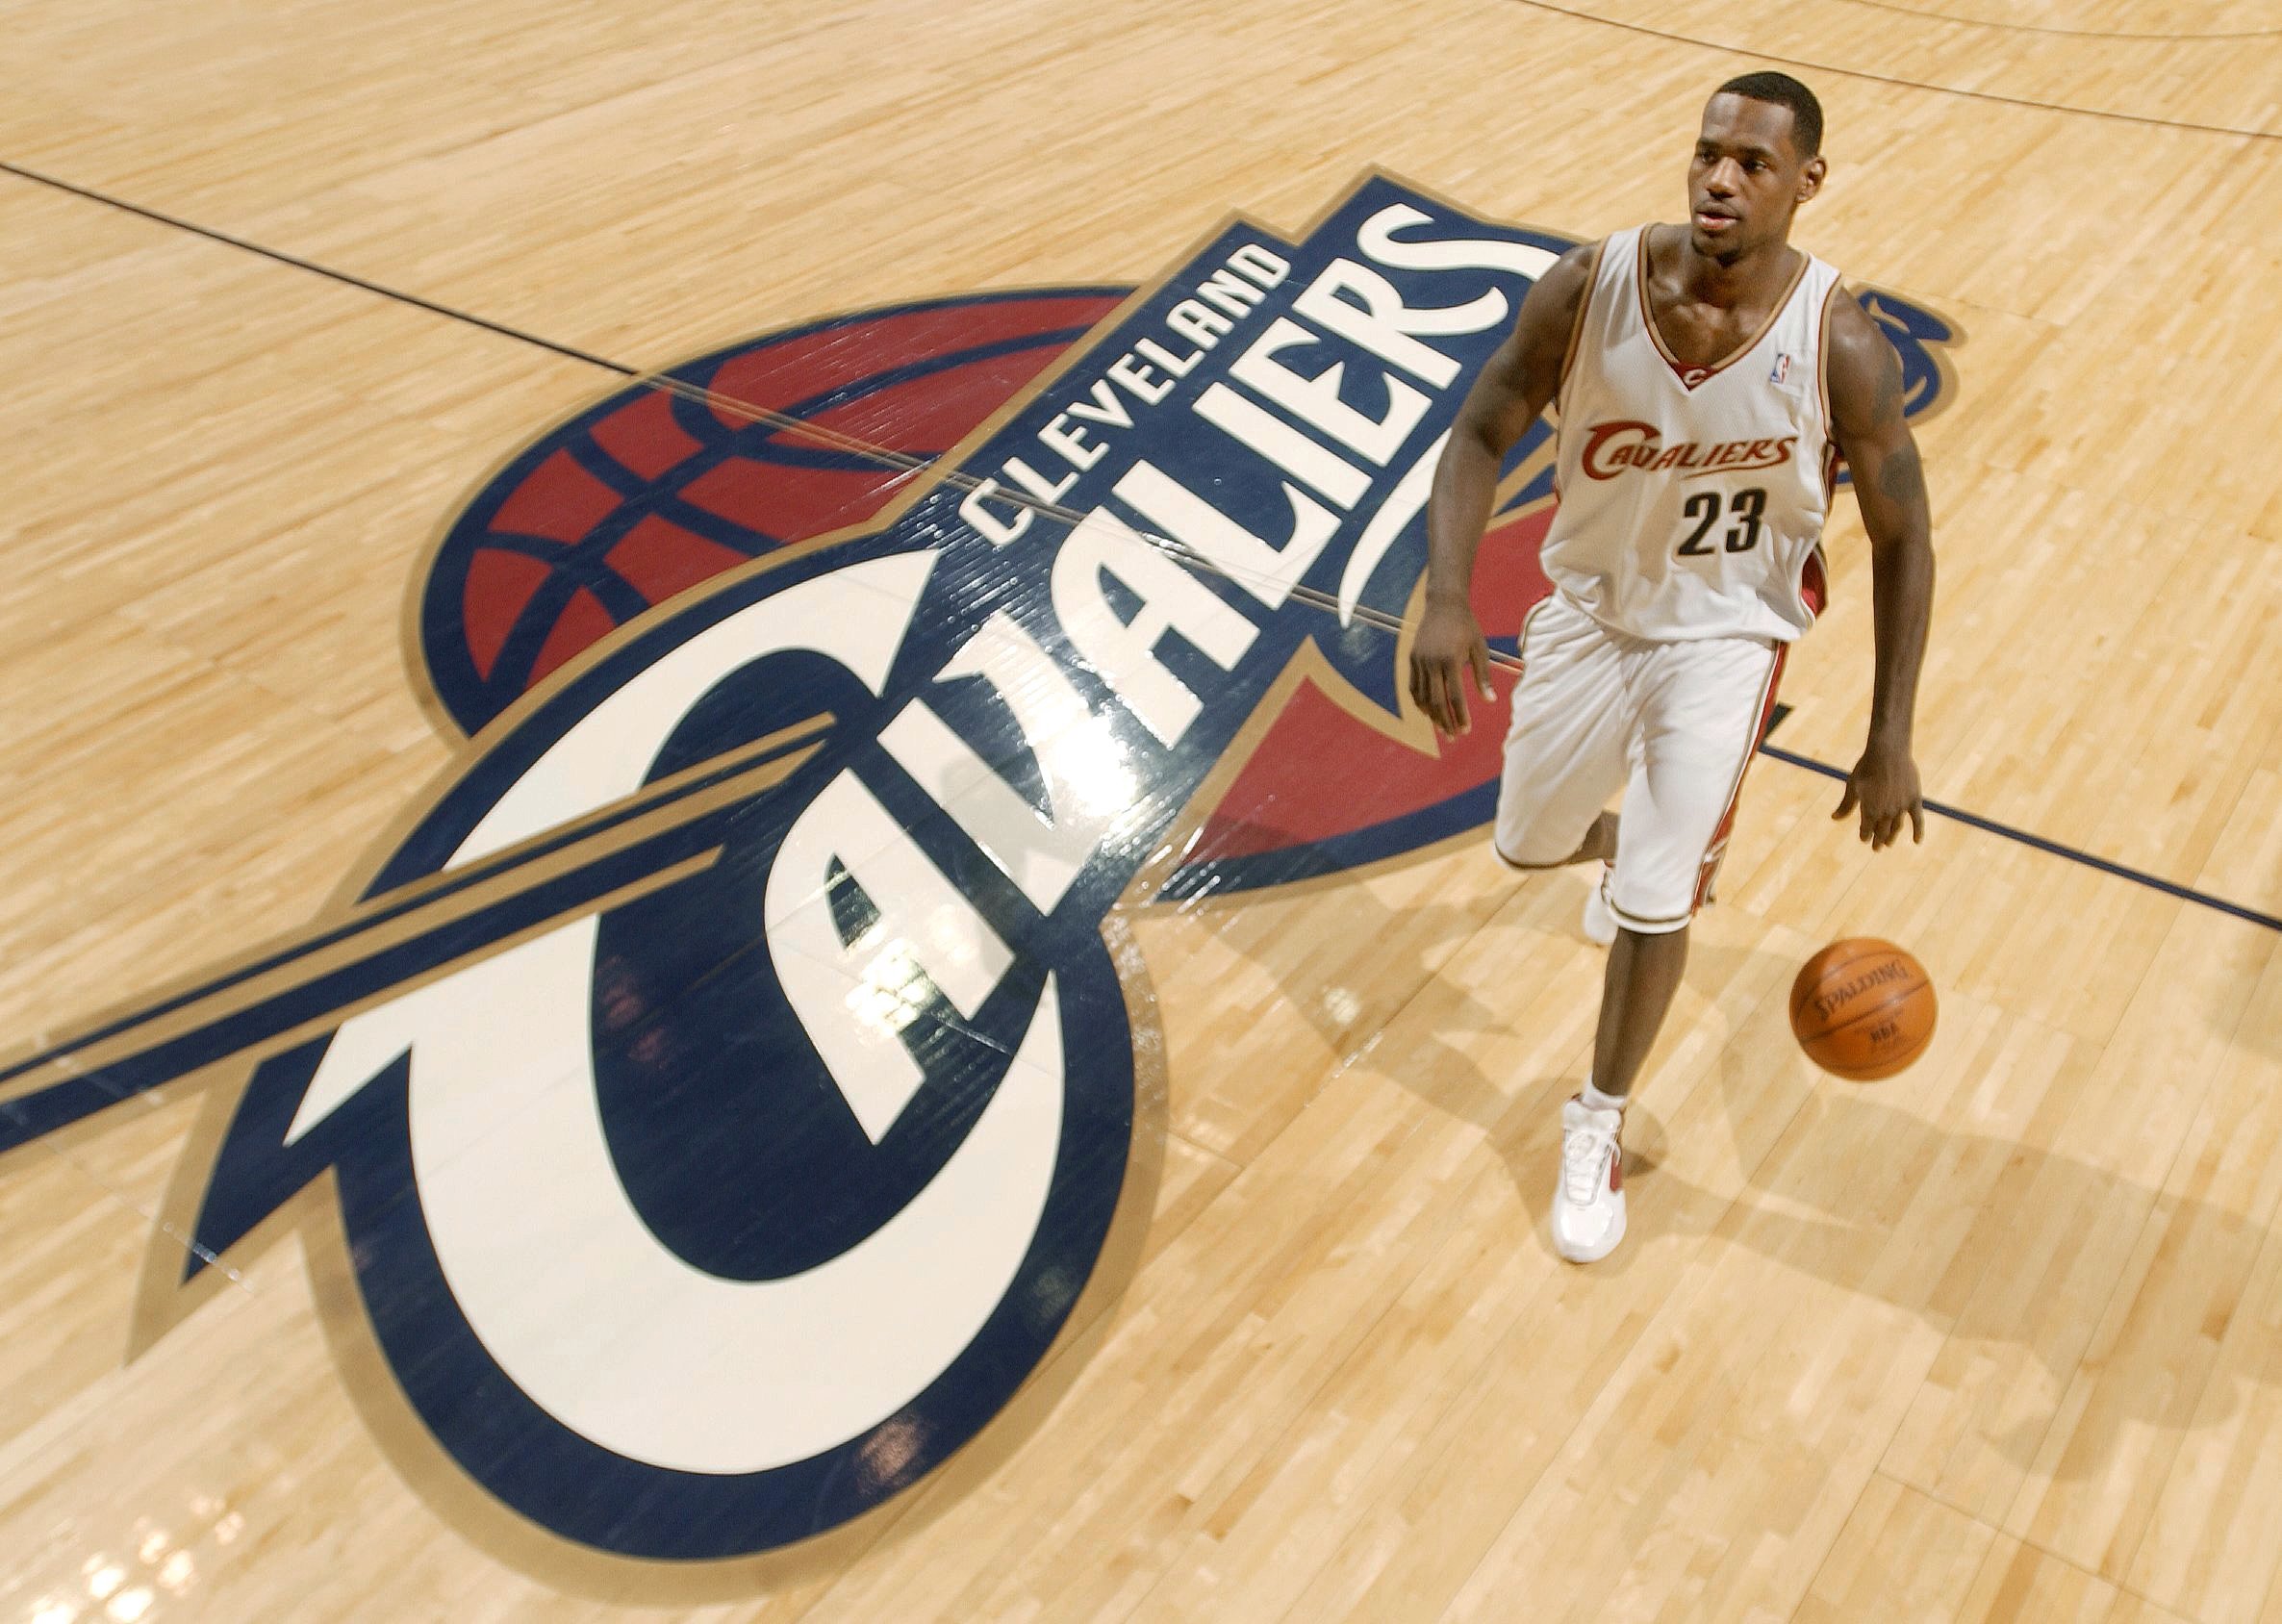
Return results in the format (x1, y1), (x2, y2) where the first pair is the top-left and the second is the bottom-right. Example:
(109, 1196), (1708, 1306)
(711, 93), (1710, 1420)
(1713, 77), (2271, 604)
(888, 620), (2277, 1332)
(1788, 939), (1937, 1080)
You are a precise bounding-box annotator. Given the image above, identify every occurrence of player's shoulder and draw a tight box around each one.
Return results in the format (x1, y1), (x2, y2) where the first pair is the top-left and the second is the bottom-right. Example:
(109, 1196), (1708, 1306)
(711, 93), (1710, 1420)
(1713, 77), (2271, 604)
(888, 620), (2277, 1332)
(1816, 268), (1881, 357)
(1563, 231), (1621, 269)
(1539, 237), (1606, 295)
(1519, 237), (1606, 329)
(1819, 275), (1906, 427)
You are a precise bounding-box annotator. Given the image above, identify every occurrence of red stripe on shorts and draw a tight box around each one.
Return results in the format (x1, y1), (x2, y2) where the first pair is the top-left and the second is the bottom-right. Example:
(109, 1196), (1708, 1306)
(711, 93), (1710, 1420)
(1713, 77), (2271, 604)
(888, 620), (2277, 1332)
(1692, 644), (1789, 912)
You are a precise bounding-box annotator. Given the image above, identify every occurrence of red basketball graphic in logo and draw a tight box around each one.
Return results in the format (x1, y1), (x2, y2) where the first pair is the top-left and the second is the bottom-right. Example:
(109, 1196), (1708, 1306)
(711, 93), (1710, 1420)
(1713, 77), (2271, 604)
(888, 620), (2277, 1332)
(420, 291), (1131, 737)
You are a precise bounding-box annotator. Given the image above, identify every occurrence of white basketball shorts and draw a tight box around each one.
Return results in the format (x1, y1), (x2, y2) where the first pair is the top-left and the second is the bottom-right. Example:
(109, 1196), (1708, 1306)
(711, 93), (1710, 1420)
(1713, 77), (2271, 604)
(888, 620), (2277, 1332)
(1493, 591), (1787, 934)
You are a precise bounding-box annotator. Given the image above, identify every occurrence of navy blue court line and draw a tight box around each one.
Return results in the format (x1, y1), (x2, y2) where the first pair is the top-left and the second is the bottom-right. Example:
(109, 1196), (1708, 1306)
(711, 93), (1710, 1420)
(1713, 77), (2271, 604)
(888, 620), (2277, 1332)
(1757, 744), (2282, 933)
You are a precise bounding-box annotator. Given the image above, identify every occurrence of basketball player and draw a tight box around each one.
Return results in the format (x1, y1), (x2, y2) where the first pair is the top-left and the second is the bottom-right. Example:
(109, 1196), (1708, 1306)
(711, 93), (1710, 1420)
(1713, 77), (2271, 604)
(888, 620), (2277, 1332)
(1408, 72), (1933, 1263)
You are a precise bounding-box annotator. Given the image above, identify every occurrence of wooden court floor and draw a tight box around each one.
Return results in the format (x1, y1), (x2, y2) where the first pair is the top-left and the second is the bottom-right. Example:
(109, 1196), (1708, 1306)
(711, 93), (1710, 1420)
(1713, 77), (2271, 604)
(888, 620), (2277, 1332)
(5, 0), (2282, 1618)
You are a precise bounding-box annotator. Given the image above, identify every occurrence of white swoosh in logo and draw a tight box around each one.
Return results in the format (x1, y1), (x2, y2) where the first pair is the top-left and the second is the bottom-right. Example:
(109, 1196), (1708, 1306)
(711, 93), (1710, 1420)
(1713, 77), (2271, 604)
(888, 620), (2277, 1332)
(287, 552), (1066, 1473)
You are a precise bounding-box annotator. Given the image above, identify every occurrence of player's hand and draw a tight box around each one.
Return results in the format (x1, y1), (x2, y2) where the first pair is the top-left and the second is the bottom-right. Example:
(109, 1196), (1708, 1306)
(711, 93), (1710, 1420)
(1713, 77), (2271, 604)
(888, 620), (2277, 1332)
(1834, 737), (1925, 850)
(1408, 597), (1496, 738)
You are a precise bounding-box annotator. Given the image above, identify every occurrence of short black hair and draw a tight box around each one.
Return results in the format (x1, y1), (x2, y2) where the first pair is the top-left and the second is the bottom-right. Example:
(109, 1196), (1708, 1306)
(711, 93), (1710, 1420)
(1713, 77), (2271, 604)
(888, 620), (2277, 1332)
(1715, 71), (1823, 158)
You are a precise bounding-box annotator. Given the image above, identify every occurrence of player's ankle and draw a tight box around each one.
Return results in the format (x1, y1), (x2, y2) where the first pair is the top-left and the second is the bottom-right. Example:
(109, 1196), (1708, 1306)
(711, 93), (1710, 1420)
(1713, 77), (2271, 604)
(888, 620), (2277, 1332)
(1581, 1078), (1629, 1113)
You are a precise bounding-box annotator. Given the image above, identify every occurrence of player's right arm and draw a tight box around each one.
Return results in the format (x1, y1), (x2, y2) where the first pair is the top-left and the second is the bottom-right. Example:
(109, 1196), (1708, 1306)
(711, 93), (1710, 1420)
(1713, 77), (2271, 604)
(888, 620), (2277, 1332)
(1408, 244), (1595, 738)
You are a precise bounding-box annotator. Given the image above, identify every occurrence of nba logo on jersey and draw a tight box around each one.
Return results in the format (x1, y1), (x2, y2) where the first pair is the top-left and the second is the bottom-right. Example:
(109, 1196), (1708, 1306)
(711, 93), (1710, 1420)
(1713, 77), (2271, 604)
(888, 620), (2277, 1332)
(1771, 352), (1793, 384)
(0, 171), (1958, 1584)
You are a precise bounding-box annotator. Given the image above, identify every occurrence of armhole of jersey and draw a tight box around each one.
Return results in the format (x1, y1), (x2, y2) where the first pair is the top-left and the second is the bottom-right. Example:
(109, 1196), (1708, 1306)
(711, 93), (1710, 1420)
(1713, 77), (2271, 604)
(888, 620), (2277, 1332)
(1816, 273), (1845, 436)
(1815, 272), (1847, 484)
(1554, 237), (1609, 419)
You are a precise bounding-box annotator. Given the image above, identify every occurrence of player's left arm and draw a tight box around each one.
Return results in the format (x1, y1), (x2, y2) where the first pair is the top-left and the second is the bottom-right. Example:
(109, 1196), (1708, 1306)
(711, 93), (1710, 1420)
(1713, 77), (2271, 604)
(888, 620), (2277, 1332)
(1825, 294), (1935, 850)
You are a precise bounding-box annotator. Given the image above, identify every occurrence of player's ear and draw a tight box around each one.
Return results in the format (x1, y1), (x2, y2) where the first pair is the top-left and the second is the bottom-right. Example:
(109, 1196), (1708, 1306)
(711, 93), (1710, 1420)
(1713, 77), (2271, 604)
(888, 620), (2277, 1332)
(1798, 155), (1827, 205)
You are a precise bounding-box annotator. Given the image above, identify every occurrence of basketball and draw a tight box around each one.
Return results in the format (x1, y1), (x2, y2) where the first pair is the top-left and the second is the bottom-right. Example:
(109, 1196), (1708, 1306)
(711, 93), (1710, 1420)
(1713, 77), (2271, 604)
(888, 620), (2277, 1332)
(1788, 939), (1937, 1080)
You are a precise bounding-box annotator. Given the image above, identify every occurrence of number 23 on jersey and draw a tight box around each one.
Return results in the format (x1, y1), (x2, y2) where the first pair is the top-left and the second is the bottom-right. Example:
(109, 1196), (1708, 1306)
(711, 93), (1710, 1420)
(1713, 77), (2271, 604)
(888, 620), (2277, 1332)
(1677, 486), (1766, 555)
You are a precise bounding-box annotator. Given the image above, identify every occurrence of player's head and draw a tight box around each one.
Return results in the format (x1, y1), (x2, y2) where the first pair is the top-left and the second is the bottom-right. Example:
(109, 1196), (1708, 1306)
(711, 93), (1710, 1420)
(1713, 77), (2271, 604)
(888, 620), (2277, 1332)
(1689, 71), (1827, 260)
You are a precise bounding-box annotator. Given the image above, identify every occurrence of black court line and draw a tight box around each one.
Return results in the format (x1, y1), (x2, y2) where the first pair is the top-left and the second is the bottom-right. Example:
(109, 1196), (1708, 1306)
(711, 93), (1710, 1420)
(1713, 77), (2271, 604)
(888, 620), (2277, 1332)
(1504, 0), (2282, 142)
(1829, 0), (2282, 42)
(0, 162), (639, 376)
(7, 158), (2279, 944)
(1760, 744), (2282, 932)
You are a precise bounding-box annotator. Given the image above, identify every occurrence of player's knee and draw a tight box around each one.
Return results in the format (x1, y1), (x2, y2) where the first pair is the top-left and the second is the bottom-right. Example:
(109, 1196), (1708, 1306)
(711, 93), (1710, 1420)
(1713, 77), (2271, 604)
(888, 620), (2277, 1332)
(1491, 810), (1587, 870)
(1493, 840), (1568, 871)
(1607, 907), (1691, 937)
(1600, 875), (1695, 934)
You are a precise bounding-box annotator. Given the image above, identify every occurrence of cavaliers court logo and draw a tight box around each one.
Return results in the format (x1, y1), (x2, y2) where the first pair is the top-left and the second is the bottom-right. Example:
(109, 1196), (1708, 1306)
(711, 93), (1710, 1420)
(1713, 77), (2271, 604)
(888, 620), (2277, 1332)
(0, 174), (1954, 1579)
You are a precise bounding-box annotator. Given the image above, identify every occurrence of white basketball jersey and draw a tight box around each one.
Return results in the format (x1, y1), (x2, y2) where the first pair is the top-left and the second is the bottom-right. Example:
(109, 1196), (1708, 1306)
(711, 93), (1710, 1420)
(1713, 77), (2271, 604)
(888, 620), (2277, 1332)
(1542, 226), (1843, 643)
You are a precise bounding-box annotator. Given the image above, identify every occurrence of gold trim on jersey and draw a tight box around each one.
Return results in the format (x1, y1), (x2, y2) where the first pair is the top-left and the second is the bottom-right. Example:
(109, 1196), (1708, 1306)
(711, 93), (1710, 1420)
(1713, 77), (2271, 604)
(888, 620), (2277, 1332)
(1556, 236), (1610, 420)
(1633, 225), (1814, 390)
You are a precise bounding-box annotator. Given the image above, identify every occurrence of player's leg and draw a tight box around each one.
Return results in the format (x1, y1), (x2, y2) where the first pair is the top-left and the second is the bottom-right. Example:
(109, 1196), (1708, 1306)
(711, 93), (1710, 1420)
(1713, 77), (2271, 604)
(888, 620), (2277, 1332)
(1589, 924), (1691, 1097)
(1491, 596), (1629, 920)
(1595, 631), (1782, 1093)
(1552, 632), (1782, 1264)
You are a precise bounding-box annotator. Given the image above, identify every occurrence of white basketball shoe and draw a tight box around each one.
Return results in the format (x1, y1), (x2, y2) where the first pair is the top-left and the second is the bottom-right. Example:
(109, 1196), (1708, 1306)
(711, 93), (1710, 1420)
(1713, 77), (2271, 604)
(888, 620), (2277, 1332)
(1581, 862), (1618, 947)
(1554, 1097), (1627, 1262)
